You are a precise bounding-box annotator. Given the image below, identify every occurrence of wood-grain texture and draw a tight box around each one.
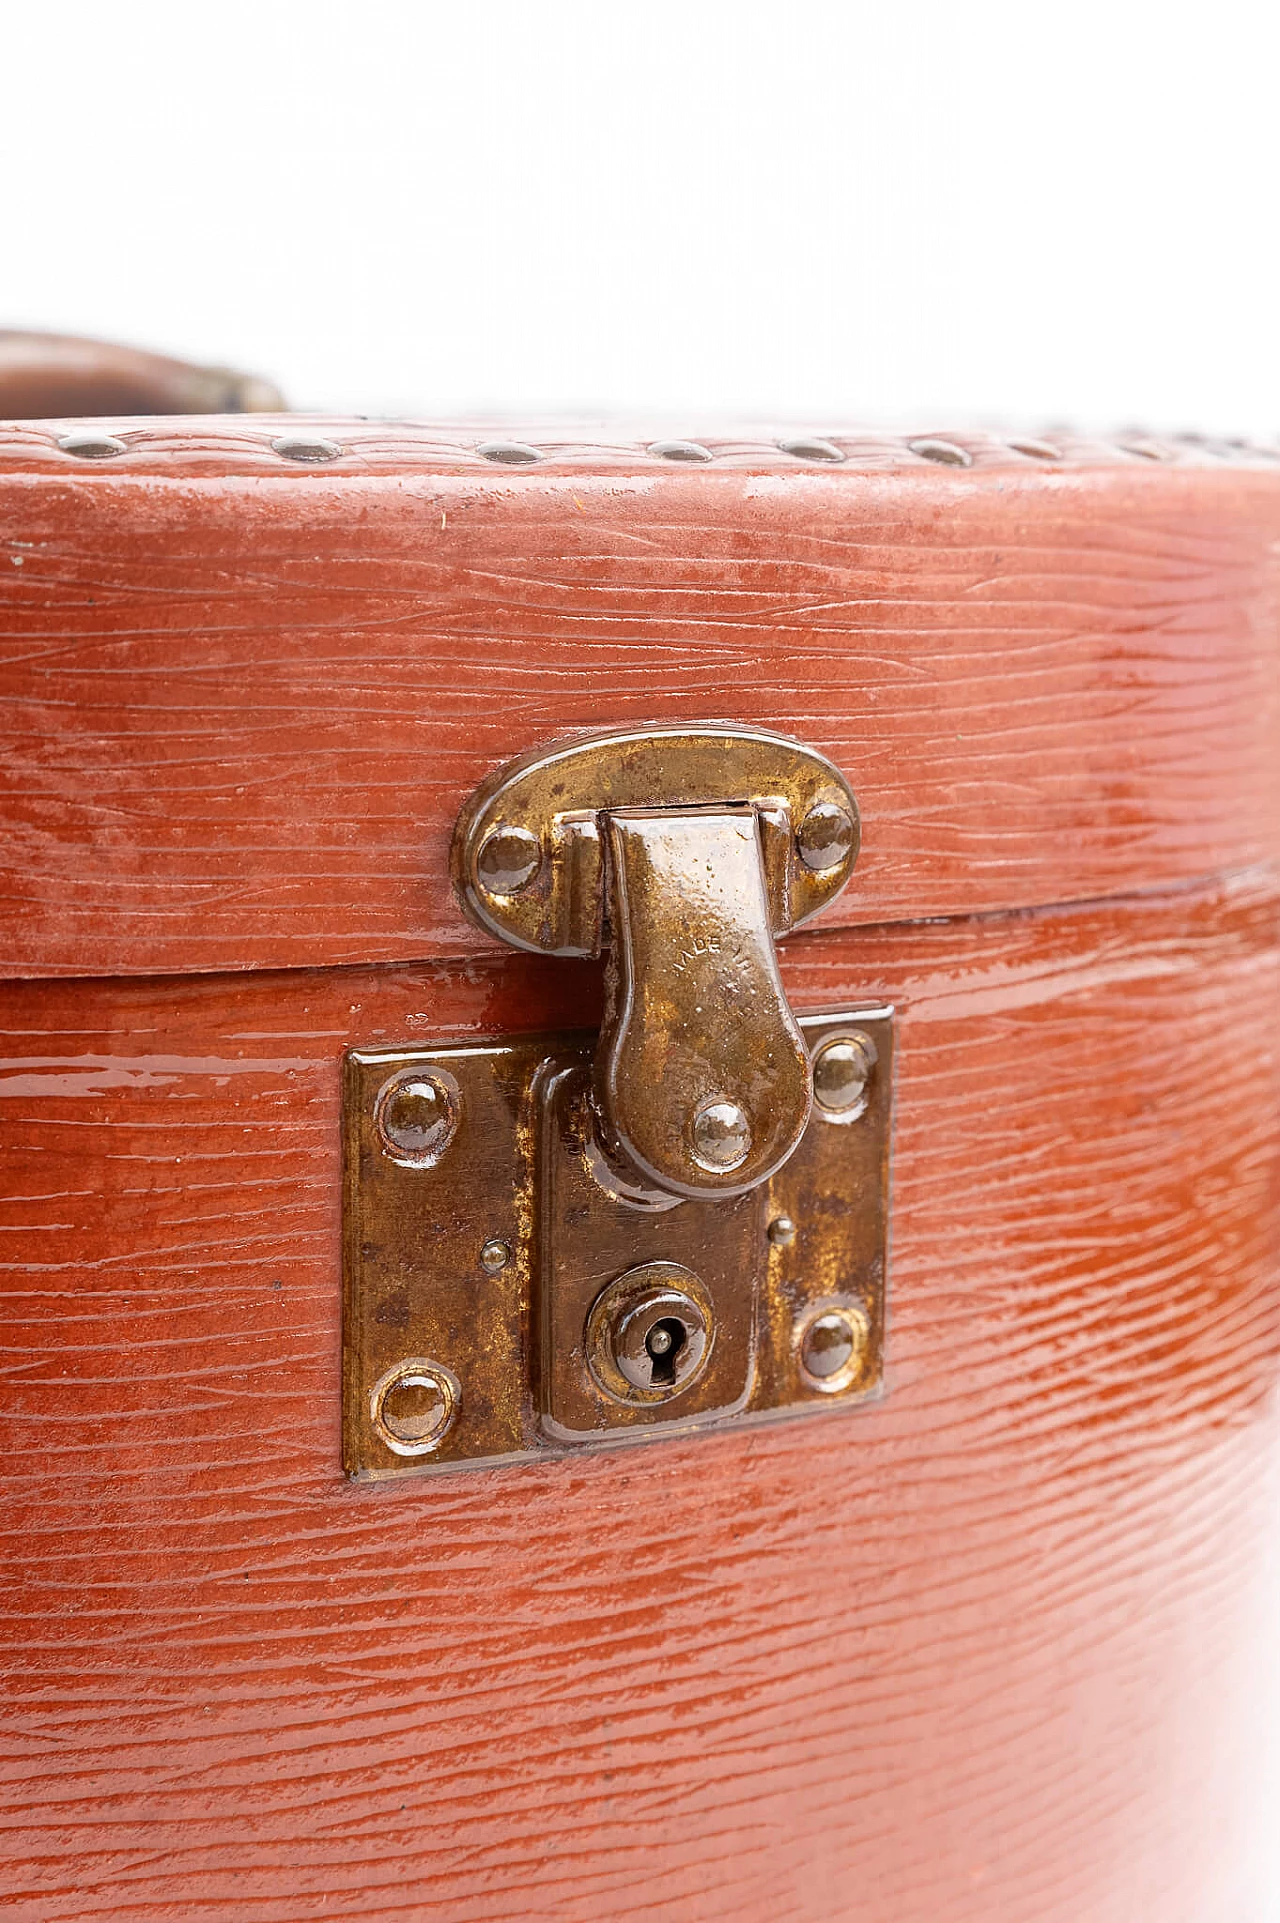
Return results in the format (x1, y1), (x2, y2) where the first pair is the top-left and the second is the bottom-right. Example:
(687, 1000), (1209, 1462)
(2, 436), (1279, 1922)
(1, 876), (1278, 1921)
(2, 438), (1279, 978)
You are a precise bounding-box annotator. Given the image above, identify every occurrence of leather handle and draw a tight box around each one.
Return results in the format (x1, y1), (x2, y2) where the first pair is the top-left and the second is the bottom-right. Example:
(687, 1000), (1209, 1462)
(0, 329), (284, 418)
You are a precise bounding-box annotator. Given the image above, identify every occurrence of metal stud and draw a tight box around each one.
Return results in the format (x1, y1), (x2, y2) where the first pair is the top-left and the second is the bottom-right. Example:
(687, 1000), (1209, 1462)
(778, 437), (844, 462)
(908, 437), (972, 468)
(812, 1033), (876, 1121)
(797, 1305), (869, 1392)
(796, 800), (858, 874)
(476, 824), (542, 896)
(57, 431), (126, 460)
(372, 1360), (460, 1455)
(477, 440), (542, 465)
(649, 440), (713, 462)
(271, 435), (342, 463)
(690, 1098), (752, 1173)
(374, 1068), (460, 1167)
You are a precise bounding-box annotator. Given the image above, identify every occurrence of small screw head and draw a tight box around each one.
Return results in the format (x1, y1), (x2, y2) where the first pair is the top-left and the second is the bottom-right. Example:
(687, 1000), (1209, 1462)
(812, 1032), (876, 1121)
(374, 1068), (459, 1167)
(796, 800), (859, 875)
(480, 1238), (511, 1274)
(691, 1098), (752, 1172)
(778, 436), (845, 463)
(768, 1214), (797, 1247)
(798, 1305), (870, 1393)
(57, 431), (126, 459)
(476, 823), (542, 897)
(372, 1360), (460, 1455)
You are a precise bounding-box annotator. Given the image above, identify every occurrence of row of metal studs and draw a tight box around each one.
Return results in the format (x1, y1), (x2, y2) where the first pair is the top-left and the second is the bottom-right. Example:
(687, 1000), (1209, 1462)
(47, 428), (1250, 467)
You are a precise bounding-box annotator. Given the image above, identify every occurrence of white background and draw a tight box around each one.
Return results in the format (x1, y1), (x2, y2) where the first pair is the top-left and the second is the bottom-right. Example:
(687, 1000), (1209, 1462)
(3, 0), (1278, 434)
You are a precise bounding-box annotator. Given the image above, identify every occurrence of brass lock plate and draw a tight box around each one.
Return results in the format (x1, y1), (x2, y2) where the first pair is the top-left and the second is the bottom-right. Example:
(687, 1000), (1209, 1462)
(343, 1006), (893, 1479)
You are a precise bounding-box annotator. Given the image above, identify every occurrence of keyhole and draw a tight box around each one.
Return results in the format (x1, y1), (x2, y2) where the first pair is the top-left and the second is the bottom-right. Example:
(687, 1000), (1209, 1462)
(645, 1317), (688, 1386)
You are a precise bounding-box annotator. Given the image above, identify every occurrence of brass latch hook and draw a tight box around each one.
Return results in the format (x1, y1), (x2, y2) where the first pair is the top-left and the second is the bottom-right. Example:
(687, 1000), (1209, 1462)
(451, 725), (860, 1199)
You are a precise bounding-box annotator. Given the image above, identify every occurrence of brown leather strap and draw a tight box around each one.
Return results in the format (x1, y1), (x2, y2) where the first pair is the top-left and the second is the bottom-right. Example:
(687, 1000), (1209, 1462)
(0, 329), (284, 417)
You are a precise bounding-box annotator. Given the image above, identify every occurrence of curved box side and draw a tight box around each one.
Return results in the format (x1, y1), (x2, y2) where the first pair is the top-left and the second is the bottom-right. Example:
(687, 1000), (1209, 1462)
(0, 434), (1276, 1921)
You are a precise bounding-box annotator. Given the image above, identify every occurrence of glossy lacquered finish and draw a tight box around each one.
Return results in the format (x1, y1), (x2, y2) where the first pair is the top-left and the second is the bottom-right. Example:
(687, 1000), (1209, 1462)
(0, 437), (1278, 1921)
(0, 879), (1276, 1920)
(2, 425), (1280, 978)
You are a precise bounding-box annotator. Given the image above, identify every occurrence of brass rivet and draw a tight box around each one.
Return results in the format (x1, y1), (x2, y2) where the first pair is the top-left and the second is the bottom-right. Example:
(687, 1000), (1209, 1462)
(798, 1306), (869, 1391)
(768, 1214), (797, 1246)
(271, 435), (343, 463)
(477, 823), (542, 896)
(476, 440), (542, 464)
(649, 439), (713, 462)
(690, 1098), (752, 1172)
(57, 431), (127, 459)
(375, 1069), (459, 1167)
(373, 1361), (459, 1454)
(480, 1238), (511, 1274)
(777, 437), (844, 463)
(812, 1033), (875, 1120)
(908, 436), (972, 467)
(796, 800), (857, 874)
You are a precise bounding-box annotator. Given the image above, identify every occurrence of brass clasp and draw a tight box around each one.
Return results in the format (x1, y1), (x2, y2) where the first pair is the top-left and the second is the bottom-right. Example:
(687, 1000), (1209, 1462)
(451, 725), (861, 1199)
(343, 727), (889, 1478)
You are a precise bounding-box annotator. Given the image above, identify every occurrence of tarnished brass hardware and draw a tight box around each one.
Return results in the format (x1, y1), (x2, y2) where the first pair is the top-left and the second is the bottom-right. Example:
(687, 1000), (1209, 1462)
(342, 1006), (893, 1479)
(537, 1061), (759, 1442)
(476, 824), (542, 896)
(601, 805), (811, 1195)
(584, 1262), (714, 1403)
(452, 726), (861, 1199)
(374, 1066), (460, 1168)
(371, 1359), (461, 1456)
(812, 1031), (877, 1121)
(795, 799), (859, 873)
(797, 1306), (870, 1394)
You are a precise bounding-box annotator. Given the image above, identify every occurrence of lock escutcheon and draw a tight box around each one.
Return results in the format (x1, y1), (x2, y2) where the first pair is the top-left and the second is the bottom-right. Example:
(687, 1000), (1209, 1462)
(584, 1262), (715, 1403)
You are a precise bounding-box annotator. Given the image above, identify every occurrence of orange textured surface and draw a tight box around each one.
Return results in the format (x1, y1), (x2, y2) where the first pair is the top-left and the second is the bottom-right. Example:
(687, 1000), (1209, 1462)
(1, 877), (1278, 1921)
(1, 440), (1278, 1921)
(2, 432), (1279, 977)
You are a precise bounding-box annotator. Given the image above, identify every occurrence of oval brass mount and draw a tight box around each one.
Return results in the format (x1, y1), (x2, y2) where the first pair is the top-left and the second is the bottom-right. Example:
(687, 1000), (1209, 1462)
(452, 725), (861, 1200)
